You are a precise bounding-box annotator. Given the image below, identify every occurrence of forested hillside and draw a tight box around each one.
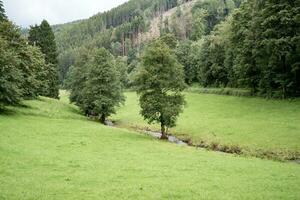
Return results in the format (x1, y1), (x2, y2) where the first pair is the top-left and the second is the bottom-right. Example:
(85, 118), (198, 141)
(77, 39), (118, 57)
(55, 0), (192, 81)
(56, 0), (299, 99)
(55, 0), (238, 80)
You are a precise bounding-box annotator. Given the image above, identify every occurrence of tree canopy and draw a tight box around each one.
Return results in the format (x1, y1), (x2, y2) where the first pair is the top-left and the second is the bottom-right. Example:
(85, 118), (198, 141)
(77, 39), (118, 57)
(0, 4), (57, 110)
(67, 48), (125, 123)
(135, 40), (186, 139)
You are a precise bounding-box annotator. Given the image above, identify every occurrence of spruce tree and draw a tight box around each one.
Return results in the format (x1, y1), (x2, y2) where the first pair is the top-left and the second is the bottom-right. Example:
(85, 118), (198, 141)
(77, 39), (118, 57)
(28, 20), (59, 99)
(135, 40), (186, 139)
(80, 48), (125, 123)
(0, 0), (7, 22)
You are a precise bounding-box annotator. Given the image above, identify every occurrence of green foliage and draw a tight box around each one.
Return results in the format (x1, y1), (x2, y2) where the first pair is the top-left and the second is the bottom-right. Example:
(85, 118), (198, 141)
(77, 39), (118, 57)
(158, 33), (178, 49)
(54, 0), (181, 81)
(169, 6), (192, 40)
(193, 0), (235, 34)
(67, 48), (91, 107)
(68, 48), (125, 123)
(190, 8), (208, 40)
(115, 56), (129, 88)
(53, 0), (299, 98)
(135, 40), (186, 138)
(176, 40), (198, 85)
(197, 35), (229, 87)
(192, 0), (300, 98)
(28, 20), (60, 98)
(257, 0), (300, 98)
(229, 0), (300, 97)
(0, 14), (51, 109)
(0, 37), (22, 108)
(19, 45), (48, 98)
(0, 0), (7, 21)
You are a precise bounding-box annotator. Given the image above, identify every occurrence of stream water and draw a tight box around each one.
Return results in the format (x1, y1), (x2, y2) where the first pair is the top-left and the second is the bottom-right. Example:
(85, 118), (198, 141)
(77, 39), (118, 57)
(143, 130), (188, 146)
(105, 120), (187, 146)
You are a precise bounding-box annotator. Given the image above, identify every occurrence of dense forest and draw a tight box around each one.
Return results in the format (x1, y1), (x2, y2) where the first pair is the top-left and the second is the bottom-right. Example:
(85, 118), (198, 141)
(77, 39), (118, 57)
(56, 0), (300, 98)
(55, 0), (190, 81)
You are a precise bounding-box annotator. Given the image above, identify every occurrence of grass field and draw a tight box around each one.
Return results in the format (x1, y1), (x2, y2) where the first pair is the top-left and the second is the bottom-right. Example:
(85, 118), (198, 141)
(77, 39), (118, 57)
(0, 92), (300, 199)
(112, 92), (300, 159)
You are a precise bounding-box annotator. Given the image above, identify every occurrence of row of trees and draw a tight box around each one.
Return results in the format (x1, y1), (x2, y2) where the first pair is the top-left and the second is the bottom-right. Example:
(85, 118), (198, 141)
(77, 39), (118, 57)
(0, 1), (59, 110)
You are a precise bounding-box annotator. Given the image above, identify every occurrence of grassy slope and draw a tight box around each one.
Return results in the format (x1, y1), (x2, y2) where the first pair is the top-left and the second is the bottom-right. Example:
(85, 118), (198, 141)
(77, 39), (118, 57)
(112, 92), (300, 155)
(0, 92), (300, 199)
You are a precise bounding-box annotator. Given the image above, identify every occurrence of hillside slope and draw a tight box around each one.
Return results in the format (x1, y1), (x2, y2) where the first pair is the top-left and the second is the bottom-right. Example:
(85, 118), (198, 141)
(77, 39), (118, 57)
(54, 0), (196, 81)
(0, 92), (300, 199)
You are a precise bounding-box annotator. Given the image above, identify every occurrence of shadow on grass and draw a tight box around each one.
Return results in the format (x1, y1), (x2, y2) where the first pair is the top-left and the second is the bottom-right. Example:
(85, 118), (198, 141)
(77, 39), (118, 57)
(0, 108), (16, 116)
(0, 102), (33, 116)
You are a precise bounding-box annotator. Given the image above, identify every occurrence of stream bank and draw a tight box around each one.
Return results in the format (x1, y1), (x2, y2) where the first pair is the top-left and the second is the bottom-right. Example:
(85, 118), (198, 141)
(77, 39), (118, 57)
(103, 119), (300, 164)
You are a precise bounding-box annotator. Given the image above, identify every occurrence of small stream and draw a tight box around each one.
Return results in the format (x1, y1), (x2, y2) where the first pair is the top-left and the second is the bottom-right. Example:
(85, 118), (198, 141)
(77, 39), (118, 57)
(143, 130), (188, 146)
(104, 120), (187, 146)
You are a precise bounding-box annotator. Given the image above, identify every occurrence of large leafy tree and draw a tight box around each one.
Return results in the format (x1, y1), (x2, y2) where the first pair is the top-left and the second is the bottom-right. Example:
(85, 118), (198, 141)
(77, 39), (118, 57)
(80, 48), (125, 123)
(28, 20), (59, 99)
(18, 45), (48, 98)
(0, 37), (22, 108)
(0, 4), (48, 109)
(67, 48), (91, 107)
(135, 40), (186, 139)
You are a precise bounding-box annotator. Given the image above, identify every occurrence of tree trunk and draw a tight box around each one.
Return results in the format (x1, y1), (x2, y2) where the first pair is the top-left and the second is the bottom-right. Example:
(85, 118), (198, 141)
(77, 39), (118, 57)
(160, 123), (168, 140)
(100, 114), (106, 124)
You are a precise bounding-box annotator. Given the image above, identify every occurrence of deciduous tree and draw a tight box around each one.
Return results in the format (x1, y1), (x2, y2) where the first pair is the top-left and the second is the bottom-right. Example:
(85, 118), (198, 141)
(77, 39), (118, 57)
(135, 40), (186, 139)
(81, 48), (125, 123)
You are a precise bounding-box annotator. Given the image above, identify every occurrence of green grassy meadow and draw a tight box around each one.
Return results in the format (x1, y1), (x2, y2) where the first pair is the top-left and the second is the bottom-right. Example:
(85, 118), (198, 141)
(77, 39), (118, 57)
(0, 92), (300, 199)
(112, 92), (300, 159)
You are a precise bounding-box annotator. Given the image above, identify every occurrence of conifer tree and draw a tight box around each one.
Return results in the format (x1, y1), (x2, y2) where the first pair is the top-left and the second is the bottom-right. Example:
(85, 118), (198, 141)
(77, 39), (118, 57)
(28, 20), (59, 99)
(135, 40), (186, 139)
(0, 0), (6, 21)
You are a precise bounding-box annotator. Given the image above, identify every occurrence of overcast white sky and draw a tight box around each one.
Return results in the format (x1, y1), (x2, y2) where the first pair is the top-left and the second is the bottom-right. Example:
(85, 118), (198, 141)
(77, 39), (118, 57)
(3, 0), (129, 27)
